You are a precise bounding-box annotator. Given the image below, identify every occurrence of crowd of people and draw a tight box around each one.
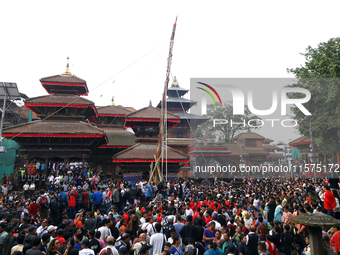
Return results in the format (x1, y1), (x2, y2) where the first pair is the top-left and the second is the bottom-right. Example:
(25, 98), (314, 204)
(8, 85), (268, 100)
(0, 168), (340, 255)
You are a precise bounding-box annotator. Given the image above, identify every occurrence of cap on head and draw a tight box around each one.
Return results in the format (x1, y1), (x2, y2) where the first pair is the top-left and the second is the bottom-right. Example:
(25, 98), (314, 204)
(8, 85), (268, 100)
(47, 226), (58, 232)
(81, 239), (90, 247)
(28, 226), (37, 232)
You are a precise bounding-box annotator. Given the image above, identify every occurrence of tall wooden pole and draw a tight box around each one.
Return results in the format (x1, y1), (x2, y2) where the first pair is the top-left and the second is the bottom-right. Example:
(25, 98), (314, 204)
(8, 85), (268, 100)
(153, 17), (177, 184)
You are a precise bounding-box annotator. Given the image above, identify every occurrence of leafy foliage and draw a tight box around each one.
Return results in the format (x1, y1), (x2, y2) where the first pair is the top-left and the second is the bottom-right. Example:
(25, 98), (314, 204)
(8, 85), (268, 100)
(199, 102), (261, 142)
(287, 38), (340, 155)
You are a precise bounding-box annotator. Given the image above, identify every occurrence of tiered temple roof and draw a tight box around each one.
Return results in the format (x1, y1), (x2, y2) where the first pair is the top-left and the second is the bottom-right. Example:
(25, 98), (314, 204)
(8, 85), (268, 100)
(112, 105), (188, 164)
(2, 59), (107, 159)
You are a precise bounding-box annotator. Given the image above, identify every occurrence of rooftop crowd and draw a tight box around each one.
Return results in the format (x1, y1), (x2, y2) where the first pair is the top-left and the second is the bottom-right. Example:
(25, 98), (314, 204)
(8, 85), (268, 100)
(0, 165), (340, 255)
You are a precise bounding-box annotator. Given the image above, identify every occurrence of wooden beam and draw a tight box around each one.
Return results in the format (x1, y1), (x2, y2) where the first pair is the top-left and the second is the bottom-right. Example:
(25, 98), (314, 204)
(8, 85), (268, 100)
(18, 143), (91, 146)
(20, 148), (91, 152)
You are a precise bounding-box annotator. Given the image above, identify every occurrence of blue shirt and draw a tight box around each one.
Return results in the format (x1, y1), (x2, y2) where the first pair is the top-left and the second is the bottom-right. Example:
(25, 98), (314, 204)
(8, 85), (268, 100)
(93, 191), (103, 204)
(76, 191), (82, 204)
(145, 185), (153, 198)
(204, 248), (224, 255)
(237, 242), (249, 255)
(255, 218), (267, 226)
(173, 223), (184, 238)
(88, 192), (93, 203)
(203, 229), (217, 250)
(58, 191), (69, 204)
(73, 243), (82, 250)
(170, 245), (183, 255)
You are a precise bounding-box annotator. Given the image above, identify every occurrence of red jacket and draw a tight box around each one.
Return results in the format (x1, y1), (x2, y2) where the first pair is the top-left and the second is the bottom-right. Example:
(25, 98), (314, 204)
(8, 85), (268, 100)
(324, 190), (336, 210)
(29, 203), (41, 216)
(68, 190), (78, 207)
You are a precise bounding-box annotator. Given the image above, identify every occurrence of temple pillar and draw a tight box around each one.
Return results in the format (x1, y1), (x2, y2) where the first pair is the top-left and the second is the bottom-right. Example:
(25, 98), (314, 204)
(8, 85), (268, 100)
(22, 154), (29, 167)
(82, 153), (88, 170)
(44, 158), (48, 175)
(309, 226), (324, 255)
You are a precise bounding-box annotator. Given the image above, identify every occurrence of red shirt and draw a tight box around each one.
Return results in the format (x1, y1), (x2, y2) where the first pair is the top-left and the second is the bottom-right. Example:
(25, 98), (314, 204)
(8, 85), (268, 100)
(331, 231), (340, 252)
(204, 216), (212, 224)
(324, 190), (336, 210)
(68, 190), (78, 207)
(74, 219), (83, 227)
(29, 203), (41, 216)
(193, 212), (200, 221)
(266, 241), (277, 255)
(81, 192), (89, 204)
(27, 164), (32, 175)
(123, 213), (129, 224)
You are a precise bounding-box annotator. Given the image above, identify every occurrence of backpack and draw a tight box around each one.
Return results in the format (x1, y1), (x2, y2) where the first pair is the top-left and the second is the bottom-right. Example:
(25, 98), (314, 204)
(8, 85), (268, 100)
(50, 197), (58, 211)
(39, 195), (48, 208)
(123, 190), (130, 200)
(163, 220), (174, 239)
(102, 247), (112, 255)
(129, 188), (135, 198)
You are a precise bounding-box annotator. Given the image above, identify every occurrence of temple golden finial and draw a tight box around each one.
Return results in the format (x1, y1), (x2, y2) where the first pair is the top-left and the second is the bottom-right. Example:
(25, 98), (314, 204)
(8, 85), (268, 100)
(171, 76), (179, 87)
(61, 57), (72, 77)
(111, 96), (115, 106)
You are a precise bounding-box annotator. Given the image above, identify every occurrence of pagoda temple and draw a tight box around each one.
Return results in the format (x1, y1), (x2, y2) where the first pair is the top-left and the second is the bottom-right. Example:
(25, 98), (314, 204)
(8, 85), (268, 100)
(2, 60), (107, 171)
(262, 138), (284, 165)
(112, 104), (189, 179)
(157, 77), (208, 155)
(87, 101), (136, 173)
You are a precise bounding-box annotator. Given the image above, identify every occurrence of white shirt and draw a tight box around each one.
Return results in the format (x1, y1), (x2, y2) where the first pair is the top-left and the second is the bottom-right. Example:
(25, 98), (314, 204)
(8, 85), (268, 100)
(140, 217), (146, 226)
(55, 176), (61, 184)
(319, 191), (325, 201)
(29, 184), (35, 190)
(100, 245), (118, 255)
(185, 209), (194, 217)
(37, 225), (48, 238)
(23, 184), (29, 191)
(142, 222), (155, 236)
(79, 248), (95, 255)
(48, 176), (54, 183)
(244, 217), (253, 229)
(206, 220), (221, 230)
(133, 241), (146, 255)
(150, 233), (166, 255)
(98, 226), (112, 244)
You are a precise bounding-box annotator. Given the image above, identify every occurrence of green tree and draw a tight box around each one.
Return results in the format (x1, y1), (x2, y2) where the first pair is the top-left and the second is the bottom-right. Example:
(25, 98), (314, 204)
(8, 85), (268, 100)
(287, 37), (340, 155)
(199, 102), (261, 142)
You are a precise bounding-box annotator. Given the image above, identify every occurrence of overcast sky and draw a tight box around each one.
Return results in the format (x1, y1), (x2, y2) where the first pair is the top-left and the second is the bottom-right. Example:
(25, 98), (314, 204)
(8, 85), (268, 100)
(1, 1), (340, 143)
